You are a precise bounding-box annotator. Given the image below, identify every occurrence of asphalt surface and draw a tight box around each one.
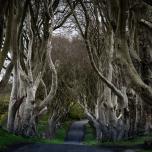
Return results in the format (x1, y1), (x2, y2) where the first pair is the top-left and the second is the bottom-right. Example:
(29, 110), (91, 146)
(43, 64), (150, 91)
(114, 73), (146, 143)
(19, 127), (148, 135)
(8, 143), (136, 152)
(5, 120), (136, 152)
(64, 120), (88, 144)
(9, 144), (115, 152)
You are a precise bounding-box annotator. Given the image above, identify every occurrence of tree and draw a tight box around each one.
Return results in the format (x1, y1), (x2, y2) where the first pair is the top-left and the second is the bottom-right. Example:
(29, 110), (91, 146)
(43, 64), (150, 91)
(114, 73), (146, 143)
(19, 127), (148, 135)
(7, 0), (57, 135)
(67, 0), (152, 141)
(6, 0), (78, 136)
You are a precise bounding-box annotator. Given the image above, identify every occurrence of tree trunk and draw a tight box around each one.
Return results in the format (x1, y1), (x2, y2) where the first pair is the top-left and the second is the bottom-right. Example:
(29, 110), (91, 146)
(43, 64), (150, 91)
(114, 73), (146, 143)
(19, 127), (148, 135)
(7, 63), (19, 131)
(48, 114), (57, 139)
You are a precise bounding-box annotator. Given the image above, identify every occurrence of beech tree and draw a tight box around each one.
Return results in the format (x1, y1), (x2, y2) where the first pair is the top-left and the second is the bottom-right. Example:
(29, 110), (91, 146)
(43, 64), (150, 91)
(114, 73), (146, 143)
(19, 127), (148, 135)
(0, 0), (151, 141)
(67, 0), (152, 141)
(5, 0), (76, 136)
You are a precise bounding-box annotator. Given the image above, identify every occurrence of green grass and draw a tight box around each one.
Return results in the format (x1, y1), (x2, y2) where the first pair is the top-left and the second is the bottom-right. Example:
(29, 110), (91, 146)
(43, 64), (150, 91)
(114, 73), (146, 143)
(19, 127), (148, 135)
(50, 121), (70, 144)
(0, 128), (34, 150)
(84, 124), (152, 147)
(69, 103), (85, 120)
(0, 121), (70, 150)
(83, 124), (97, 145)
(0, 127), (60, 150)
(1, 120), (151, 151)
(37, 114), (49, 133)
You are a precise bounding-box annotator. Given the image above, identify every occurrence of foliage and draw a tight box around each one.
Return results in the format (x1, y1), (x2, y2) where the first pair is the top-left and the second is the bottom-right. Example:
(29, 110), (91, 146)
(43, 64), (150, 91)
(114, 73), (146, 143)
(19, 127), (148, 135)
(83, 124), (97, 145)
(0, 94), (9, 126)
(68, 103), (85, 120)
(0, 94), (9, 115)
(37, 115), (49, 134)
(0, 113), (7, 128)
(50, 121), (70, 144)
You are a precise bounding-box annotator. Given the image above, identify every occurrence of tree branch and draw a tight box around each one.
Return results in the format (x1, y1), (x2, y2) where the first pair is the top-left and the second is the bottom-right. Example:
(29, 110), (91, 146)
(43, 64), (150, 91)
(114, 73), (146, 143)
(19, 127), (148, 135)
(140, 19), (152, 29)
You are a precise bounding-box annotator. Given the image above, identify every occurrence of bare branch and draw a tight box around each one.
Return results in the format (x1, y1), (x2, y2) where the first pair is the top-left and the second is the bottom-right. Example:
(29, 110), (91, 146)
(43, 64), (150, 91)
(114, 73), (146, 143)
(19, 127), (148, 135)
(141, 19), (152, 29)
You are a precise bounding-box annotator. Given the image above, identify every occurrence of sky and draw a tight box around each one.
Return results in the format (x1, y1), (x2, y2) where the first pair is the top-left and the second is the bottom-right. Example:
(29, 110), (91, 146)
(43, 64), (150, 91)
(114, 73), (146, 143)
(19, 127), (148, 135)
(0, 26), (79, 82)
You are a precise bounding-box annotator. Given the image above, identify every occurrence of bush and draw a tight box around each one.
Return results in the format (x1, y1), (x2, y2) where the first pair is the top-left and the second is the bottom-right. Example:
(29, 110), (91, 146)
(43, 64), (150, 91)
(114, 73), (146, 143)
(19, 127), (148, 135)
(0, 94), (9, 115)
(68, 103), (85, 120)
(0, 113), (7, 127)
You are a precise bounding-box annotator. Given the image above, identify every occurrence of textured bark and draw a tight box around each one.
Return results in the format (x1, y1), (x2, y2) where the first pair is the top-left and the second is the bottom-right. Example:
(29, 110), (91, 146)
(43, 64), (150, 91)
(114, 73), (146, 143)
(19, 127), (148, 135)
(70, 0), (152, 141)
(14, 2), (58, 136)
(117, 40), (152, 105)
(0, 0), (9, 48)
(0, 60), (14, 92)
(7, 5), (20, 131)
(143, 0), (152, 6)
(0, 0), (8, 16)
(0, 1), (13, 71)
(48, 112), (57, 138)
(85, 40), (125, 103)
(116, 0), (152, 105)
(7, 63), (19, 131)
(39, 40), (58, 110)
(7, 0), (29, 132)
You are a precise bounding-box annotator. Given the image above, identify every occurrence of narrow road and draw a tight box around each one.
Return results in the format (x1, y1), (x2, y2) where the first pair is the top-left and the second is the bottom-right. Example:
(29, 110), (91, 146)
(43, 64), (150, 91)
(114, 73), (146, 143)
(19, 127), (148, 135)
(8, 144), (116, 152)
(64, 120), (88, 144)
(5, 120), (136, 152)
(7, 143), (136, 152)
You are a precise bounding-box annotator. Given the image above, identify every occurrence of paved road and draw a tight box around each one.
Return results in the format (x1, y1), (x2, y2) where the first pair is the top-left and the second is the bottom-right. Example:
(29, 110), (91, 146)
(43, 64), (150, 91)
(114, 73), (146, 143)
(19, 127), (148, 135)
(64, 120), (88, 144)
(8, 143), (136, 152)
(9, 144), (115, 152)
(5, 120), (136, 152)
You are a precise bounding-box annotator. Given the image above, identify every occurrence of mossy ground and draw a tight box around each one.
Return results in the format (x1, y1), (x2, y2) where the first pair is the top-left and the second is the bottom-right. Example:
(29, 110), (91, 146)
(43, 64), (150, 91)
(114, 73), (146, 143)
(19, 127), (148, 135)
(0, 121), (70, 150)
(0, 92), (71, 150)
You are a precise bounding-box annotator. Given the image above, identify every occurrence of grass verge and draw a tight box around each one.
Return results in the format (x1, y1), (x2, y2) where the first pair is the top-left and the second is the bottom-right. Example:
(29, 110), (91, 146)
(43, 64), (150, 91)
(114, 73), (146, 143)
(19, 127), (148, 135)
(84, 124), (152, 147)
(0, 121), (70, 151)
(83, 124), (97, 145)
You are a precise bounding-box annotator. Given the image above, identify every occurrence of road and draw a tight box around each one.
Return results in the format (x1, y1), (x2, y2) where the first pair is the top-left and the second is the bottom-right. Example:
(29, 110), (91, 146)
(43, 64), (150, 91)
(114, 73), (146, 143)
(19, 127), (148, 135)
(9, 144), (118, 152)
(5, 120), (136, 152)
(8, 143), (136, 152)
(64, 120), (88, 144)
